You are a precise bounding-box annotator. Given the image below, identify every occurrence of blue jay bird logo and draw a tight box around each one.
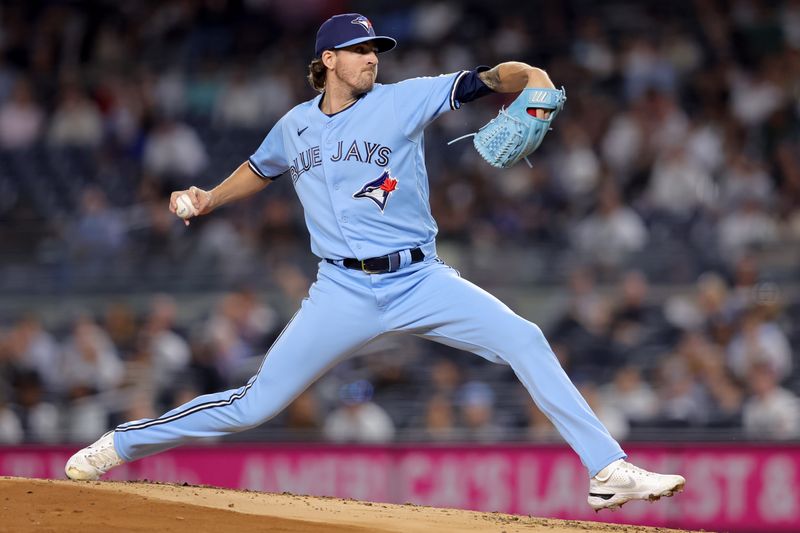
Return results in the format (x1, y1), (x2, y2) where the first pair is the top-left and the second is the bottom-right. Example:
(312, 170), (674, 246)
(353, 169), (398, 212)
(351, 16), (373, 33)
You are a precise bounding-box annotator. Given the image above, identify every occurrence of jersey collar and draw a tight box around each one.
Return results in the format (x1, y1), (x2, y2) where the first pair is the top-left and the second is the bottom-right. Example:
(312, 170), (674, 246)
(315, 90), (368, 118)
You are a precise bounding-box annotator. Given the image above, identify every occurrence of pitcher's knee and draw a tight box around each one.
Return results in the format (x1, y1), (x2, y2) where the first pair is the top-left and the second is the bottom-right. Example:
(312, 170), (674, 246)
(225, 385), (284, 430)
(528, 322), (546, 342)
(233, 401), (281, 430)
(513, 321), (548, 350)
(227, 372), (286, 422)
(500, 322), (555, 363)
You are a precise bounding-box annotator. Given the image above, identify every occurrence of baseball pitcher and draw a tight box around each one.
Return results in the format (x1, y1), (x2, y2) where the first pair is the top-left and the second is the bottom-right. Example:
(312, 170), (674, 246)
(66, 13), (684, 511)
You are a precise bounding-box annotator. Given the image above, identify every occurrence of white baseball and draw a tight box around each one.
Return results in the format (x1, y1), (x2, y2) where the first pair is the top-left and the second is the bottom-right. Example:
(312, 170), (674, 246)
(175, 193), (197, 219)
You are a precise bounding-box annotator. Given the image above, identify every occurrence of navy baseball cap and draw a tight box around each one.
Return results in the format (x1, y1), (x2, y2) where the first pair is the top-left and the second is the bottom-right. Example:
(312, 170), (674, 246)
(314, 13), (397, 57)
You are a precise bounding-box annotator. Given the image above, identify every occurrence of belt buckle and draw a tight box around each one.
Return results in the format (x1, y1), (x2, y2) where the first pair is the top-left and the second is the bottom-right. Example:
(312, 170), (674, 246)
(361, 259), (384, 275)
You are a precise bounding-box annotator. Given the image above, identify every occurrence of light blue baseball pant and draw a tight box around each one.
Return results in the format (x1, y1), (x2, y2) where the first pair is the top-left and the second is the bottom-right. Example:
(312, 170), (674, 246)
(114, 257), (625, 477)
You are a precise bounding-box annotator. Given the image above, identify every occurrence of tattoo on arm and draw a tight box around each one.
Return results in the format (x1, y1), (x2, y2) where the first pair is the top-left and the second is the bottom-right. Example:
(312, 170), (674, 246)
(478, 68), (501, 91)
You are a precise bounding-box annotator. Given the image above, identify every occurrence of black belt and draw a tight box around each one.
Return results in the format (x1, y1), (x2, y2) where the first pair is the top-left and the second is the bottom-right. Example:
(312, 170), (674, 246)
(326, 248), (424, 274)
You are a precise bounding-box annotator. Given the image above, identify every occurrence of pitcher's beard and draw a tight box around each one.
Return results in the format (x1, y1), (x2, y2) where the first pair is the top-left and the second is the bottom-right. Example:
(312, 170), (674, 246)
(356, 70), (377, 93)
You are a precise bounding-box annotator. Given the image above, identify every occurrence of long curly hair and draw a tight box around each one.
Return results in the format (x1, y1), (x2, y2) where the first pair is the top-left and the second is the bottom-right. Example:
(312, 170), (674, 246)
(307, 58), (327, 92)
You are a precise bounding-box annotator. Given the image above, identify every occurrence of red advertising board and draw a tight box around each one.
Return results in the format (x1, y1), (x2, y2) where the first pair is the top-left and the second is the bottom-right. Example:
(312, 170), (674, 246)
(2, 444), (798, 532)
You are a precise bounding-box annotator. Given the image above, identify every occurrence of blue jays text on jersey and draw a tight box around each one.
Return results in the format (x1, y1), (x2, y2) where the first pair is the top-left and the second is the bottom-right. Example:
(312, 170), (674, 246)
(288, 140), (392, 184)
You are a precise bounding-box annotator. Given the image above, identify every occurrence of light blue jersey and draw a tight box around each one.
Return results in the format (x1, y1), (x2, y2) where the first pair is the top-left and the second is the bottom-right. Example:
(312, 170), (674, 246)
(113, 70), (626, 479)
(248, 72), (469, 260)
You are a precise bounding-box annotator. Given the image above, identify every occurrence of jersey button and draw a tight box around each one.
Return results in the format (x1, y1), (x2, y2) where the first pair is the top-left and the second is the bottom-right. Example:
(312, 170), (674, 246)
(334, 184), (340, 191)
(341, 216), (348, 223)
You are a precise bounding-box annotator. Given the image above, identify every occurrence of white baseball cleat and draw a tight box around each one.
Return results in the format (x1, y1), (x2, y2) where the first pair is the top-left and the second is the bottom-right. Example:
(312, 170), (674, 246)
(65, 431), (125, 481)
(588, 459), (685, 511)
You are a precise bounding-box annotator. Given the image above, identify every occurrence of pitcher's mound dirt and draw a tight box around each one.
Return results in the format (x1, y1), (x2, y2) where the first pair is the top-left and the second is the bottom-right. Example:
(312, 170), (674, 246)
(0, 477), (703, 533)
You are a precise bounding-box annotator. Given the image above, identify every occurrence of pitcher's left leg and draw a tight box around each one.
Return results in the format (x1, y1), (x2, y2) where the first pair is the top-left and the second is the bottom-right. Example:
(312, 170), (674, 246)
(387, 263), (623, 476)
(386, 263), (684, 509)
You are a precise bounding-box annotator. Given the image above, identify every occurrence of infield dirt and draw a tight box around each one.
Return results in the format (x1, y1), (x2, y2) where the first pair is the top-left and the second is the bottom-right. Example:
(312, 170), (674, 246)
(0, 477), (707, 532)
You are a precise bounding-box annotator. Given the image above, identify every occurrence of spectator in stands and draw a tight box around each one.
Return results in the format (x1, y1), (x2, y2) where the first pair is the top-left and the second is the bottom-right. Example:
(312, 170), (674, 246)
(553, 121), (601, 203)
(600, 366), (659, 425)
(424, 393), (458, 441)
(743, 362), (800, 439)
(284, 391), (322, 440)
(718, 197), (779, 259)
(101, 75), (148, 150)
(256, 70), (295, 120)
(729, 254), (761, 312)
(64, 391), (109, 444)
(185, 61), (222, 117)
(142, 116), (208, 181)
(152, 68), (186, 119)
(0, 78), (44, 149)
(323, 381), (395, 443)
(719, 154), (775, 211)
(525, 401), (560, 442)
(647, 144), (715, 221)
(103, 302), (139, 359)
(571, 17), (614, 80)
(5, 315), (61, 393)
(10, 370), (60, 443)
(0, 331), (12, 391)
(701, 356), (744, 428)
(573, 181), (647, 268)
(456, 381), (506, 442)
(578, 382), (629, 441)
(118, 390), (157, 428)
(609, 270), (666, 350)
(727, 305), (792, 382)
(0, 55), (17, 105)
(256, 195), (306, 250)
(601, 97), (650, 182)
(673, 330), (725, 382)
(61, 315), (124, 394)
(60, 315), (124, 442)
(685, 120), (725, 176)
(213, 67), (263, 129)
(141, 295), (191, 395)
(656, 353), (709, 427)
(46, 84), (103, 148)
(729, 63), (787, 127)
(206, 293), (255, 381)
(775, 141), (800, 233)
(696, 272), (737, 346)
(550, 268), (620, 377)
(0, 392), (23, 444)
(195, 217), (258, 284)
(621, 37), (677, 101)
(68, 186), (126, 269)
(428, 358), (462, 403)
(644, 91), (690, 156)
(132, 189), (187, 278)
(205, 289), (277, 381)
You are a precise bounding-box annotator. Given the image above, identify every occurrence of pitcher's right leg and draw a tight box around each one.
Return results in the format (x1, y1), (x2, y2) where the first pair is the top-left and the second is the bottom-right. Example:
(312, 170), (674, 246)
(66, 264), (383, 478)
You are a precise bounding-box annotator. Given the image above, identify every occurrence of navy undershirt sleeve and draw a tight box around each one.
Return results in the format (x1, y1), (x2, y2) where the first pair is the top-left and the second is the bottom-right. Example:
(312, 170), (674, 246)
(453, 65), (494, 105)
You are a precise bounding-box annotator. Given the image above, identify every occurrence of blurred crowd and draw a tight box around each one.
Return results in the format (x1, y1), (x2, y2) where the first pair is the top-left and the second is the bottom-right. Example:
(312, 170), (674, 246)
(0, 0), (799, 443)
(1, 261), (799, 444)
(0, 0), (799, 288)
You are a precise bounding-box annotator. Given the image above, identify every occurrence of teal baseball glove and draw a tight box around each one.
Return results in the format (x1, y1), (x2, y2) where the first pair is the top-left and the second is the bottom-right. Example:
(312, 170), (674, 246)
(450, 86), (566, 168)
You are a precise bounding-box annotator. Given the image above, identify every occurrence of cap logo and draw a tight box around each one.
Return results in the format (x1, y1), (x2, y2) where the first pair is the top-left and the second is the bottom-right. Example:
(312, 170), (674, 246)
(351, 16), (373, 33)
